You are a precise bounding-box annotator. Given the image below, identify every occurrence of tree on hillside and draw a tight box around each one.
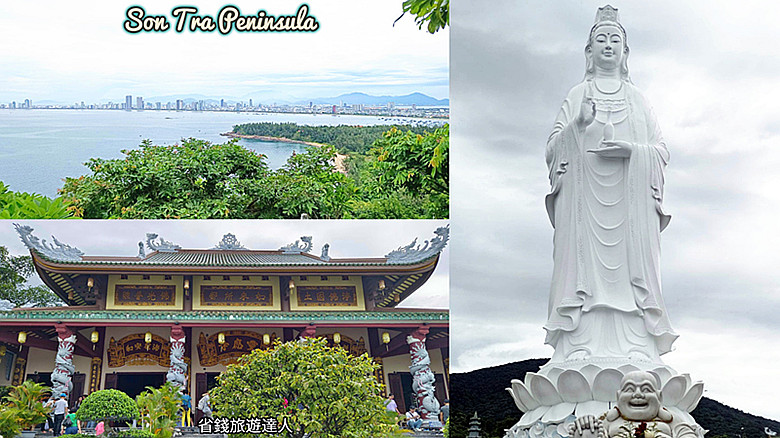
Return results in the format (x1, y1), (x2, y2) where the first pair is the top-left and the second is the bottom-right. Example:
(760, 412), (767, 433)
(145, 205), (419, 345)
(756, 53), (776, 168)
(265, 145), (357, 219)
(0, 246), (61, 308)
(60, 138), (271, 219)
(211, 338), (396, 438)
(351, 125), (449, 218)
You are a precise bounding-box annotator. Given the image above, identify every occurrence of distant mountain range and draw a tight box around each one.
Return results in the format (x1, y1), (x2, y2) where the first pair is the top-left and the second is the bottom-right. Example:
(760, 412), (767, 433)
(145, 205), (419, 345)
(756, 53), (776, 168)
(450, 359), (780, 438)
(300, 92), (448, 106)
(25, 92), (447, 108)
(140, 92), (448, 107)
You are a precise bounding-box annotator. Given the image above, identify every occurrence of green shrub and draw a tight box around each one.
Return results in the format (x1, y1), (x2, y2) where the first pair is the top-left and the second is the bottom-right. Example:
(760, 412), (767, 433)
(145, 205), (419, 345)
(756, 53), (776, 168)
(112, 429), (155, 438)
(60, 138), (270, 219)
(136, 383), (181, 438)
(212, 338), (394, 438)
(0, 182), (74, 219)
(4, 380), (51, 430)
(355, 125), (449, 218)
(76, 389), (139, 436)
(0, 405), (22, 438)
(57, 124), (449, 219)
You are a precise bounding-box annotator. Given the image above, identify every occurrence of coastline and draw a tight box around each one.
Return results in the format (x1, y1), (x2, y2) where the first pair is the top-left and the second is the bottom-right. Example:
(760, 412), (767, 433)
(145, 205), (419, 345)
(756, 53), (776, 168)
(221, 131), (327, 148)
(222, 132), (347, 173)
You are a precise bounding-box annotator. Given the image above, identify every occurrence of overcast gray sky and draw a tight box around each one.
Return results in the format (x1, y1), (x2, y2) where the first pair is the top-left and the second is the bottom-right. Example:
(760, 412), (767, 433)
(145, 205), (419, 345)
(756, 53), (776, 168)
(1, 220), (448, 309)
(451, 0), (780, 422)
(0, 1), (448, 103)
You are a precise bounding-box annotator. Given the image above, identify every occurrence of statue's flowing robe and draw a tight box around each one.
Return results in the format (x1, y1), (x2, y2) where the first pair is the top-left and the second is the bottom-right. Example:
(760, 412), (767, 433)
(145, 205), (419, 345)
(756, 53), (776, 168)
(544, 81), (677, 360)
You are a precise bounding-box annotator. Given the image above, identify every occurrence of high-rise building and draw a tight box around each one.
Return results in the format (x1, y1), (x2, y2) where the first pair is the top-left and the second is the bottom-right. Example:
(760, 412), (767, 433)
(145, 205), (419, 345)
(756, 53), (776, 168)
(220, 99), (225, 108)
(125, 95), (133, 110)
(156, 102), (162, 110)
(136, 97), (144, 111)
(24, 99), (32, 109)
(176, 99), (184, 111)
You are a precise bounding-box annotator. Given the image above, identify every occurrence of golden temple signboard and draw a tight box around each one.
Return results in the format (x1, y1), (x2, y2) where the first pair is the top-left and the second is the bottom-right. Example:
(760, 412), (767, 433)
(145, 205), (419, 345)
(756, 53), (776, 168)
(296, 285), (357, 307)
(200, 285), (273, 307)
(114, 284), (176, 306)
(197, 330), (278, 366)
(108, 333), (170, 367)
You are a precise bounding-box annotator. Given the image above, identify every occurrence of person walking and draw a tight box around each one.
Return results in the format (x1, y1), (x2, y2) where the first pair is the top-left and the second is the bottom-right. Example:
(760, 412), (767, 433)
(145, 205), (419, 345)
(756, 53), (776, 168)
(52, 393), (68, 437)
(439, 399), (450, 424)
(197, 391), (212, 419)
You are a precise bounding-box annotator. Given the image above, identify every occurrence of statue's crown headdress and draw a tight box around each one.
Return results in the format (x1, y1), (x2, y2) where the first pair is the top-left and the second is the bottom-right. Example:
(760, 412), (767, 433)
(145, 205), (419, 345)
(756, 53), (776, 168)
(589, 5), (626, 42)
(594, 5), (620, 25)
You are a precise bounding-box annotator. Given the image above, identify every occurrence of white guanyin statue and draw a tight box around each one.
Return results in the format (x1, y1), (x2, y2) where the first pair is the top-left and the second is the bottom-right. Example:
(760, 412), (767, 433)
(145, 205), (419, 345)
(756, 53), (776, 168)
(543, 4), (675, 366)
(504, 7), (705, 438)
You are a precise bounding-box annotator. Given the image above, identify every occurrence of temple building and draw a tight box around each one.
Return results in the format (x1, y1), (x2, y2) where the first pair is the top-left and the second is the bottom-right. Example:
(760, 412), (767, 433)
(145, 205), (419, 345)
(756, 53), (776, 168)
(0, 224), (449, 421)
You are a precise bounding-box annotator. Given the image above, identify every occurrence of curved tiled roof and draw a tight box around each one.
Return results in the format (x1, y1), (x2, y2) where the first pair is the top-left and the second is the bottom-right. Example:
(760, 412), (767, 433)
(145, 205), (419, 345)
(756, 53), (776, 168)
(14, 225), (448, 268)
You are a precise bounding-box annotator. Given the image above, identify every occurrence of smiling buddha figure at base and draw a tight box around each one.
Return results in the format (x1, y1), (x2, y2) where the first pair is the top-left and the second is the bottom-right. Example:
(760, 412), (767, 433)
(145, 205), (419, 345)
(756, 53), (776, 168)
(567, 371), (700, 438)
(544, 5), (676, 366)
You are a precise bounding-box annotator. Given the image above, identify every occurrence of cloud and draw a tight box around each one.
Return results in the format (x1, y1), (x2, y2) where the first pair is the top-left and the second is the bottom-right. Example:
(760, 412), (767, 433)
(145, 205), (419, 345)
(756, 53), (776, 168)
(0, 1), (448, 102)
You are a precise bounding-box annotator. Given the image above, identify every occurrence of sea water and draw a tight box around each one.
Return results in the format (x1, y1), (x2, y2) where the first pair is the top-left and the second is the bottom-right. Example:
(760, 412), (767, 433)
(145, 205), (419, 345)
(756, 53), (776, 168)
(0, 109), (408, 196)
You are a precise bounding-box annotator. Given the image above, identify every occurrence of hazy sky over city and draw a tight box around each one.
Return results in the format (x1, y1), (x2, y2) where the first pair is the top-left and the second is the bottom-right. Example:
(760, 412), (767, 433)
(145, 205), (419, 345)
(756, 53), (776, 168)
(1, 220), (449, 309)
(0, 1), (448, 103)
(451, 0), (780, 421)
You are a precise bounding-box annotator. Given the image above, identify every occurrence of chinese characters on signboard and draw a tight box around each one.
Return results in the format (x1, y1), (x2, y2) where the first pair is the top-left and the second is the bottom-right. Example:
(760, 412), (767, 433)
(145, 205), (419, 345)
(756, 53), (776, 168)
(296, 285), (357, 307)
(114, 284), (176, 306)
(200, 285), (273, 307)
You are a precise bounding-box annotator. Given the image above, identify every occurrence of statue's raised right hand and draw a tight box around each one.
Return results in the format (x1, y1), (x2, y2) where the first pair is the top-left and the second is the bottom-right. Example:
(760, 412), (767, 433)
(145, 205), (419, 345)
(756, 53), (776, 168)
(576, 94), (596, 129)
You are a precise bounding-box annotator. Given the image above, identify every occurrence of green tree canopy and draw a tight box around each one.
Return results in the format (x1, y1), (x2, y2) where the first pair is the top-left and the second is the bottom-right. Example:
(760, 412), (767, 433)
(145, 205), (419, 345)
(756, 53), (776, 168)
(397, 0), (449, 34)
(60, 138), (271, 219)
(351, 124), (449, 218)
(211, 338), (396, 438)
(0, 246), (61, 308)
(58, 124), (449, 219)
(76, 389), (139, 436)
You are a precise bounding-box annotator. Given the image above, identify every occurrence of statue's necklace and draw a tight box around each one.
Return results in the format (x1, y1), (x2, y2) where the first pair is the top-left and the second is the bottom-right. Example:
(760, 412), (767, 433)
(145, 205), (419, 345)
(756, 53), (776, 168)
(594, 79), (622, 95)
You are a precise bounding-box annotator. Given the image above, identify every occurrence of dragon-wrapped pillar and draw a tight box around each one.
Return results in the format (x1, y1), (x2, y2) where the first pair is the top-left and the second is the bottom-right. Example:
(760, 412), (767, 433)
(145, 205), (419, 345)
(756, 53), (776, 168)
(52, 325), (76, 399)
(407, 326), (440, 420)
(167, 325), (187, 388)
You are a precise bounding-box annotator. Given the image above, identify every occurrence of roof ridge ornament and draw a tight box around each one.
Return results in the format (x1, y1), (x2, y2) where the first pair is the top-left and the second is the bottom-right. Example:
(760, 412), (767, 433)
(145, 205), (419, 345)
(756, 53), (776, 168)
(13, 223), (84, 262)
(280, 236), (313, 254)
(213, 233), (247, 250)
(145, 233), (181, 253)
(385, 225), (450, 264)
(320, 243), (331, 261)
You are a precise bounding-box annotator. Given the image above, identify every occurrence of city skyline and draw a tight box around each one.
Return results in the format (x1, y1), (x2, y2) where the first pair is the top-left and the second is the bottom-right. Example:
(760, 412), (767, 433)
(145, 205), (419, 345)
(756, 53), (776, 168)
(0, 2), (448, 102)
(4, 90), (450, 108)
(2, 91), (449, 120)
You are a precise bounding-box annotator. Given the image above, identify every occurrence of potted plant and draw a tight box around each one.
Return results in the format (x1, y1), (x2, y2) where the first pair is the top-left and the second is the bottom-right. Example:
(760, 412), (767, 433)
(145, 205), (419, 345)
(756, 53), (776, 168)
(4, 380), (51, 438)
(0, 405), (23, 438)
